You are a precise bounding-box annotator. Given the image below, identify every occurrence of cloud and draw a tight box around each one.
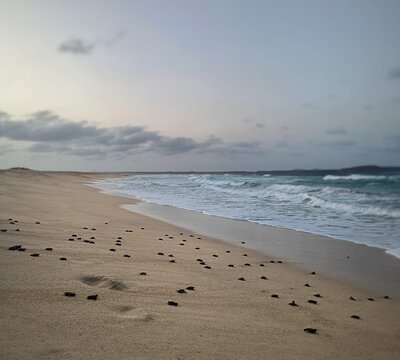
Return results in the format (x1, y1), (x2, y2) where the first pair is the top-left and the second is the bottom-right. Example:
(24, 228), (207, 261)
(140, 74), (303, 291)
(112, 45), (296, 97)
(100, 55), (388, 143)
(389, 66), (400, 80)
(363, 104), (373, 110)
(0, 110), (266, 160)
(325, 127), (348, 135)
(392, 97), (400, 104)
(384, 135), (400, 152)
(0, 143), (14, 156)
(59, 30), (126, 55)
(302, 103), (316, 110)
(317, 140), (355, 147)
(59, 38), (95, 55)
(255, 122), (265, 129)
(275, 140), (289, 148)
(243, 117), (265, 129)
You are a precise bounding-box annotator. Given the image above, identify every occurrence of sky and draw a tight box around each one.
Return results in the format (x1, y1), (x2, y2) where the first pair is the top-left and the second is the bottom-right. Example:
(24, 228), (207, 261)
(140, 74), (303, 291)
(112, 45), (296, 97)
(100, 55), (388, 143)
(0, 0), (399, 171)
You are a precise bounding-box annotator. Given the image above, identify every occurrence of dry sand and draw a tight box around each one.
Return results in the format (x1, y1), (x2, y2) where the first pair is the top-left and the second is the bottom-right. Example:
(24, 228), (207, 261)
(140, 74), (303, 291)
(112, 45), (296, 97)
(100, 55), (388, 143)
(0, 169), (399, 360)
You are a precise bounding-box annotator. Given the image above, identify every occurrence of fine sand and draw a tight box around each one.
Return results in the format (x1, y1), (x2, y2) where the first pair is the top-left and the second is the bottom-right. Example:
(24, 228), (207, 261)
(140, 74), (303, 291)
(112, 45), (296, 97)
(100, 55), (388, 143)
(0, 169), (399, 360)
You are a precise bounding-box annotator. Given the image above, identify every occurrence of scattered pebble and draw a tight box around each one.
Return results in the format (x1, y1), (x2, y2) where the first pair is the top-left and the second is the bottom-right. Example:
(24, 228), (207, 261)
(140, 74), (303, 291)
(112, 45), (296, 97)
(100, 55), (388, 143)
(304, 328), (317, 334)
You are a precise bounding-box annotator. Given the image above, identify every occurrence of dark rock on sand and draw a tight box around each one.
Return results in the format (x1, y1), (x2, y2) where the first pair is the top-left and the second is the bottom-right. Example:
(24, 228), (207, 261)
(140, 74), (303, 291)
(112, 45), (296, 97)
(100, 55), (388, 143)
(304, 328), (317, 334)
(87, 294), (98, 300)
(64, 292), (76, 297)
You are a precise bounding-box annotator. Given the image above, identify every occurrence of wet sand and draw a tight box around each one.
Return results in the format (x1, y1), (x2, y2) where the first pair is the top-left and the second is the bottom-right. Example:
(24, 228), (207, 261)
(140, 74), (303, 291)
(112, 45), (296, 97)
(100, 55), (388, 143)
(1, 169), (399, 360)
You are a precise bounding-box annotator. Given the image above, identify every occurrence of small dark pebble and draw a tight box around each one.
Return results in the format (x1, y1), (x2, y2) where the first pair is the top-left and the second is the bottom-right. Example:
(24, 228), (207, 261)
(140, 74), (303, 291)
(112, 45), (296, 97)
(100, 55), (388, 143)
(45, 248), (53, 251)
(177, 289), (186, 294)
(30, 253), (40, 257)
(123, 254), (131, 258)
(304, 283), (310, 287)
(238, 277), (246, 281)
(59, 257), (67, 261)
(139, 272), (147, 276)
(109, 249), (116, 252)
(304, 328), (317, 334)
(260, 276), (268, 280)
(186, 286), (195, 291)
(87, 294), (98, 300)
(289, 301), (298, 306)
(157, 252), (164, 256)
(8, 245), (22, 250)
(64, 292), (76, 297)
(308, 300), (318, 304)
(314, 294), (322, 298)
(368, 298), (374, 301)
(271, 294), (279, 298)
(228, 264), (235, 267)
(351, 315), (360, 320)
(349, 296), (356, 301)
(168, 301), (178, 306)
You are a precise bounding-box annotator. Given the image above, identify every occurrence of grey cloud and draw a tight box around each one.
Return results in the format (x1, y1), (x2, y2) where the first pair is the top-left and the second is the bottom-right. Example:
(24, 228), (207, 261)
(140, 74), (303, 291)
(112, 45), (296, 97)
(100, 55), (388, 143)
(389, 66), (400, 80)
(317, 140), (355, 147)
(0, 110), (266, 160)
(384, 135), (400, 152)
(275, 140), (289, 148)
(243, 117), (265, 129)
(59, 30), (126, 56)
(302, 103), (316, 109)
(363, 104), (373, 110)
(255, 122), (265, 129)
(392, 97), (400, 104)
(0, 143), (14, 155)
(59, 38), (95, 55)
(325, 127), (348, 135)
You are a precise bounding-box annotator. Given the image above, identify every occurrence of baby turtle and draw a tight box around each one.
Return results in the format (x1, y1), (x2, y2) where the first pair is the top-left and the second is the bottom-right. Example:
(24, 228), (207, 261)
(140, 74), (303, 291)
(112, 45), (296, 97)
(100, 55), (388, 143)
(83, 227), (88, 229)
(270, 260), (275, 263)
(83, 240), (90, 243)
(308, 300), (318, 305)
(180, 233), (184, 235)
(179, 243), (185, 246)
(204, 266), (211, 269)
(314, 293), (322, 298)
(228, 264), (235, 268)
(90, 237), (95, 240)
(30, 253), (40, 257)
(169, 259), (176, 263)
(17, 248), (26, 251)
(64, 292), (76, 297)
(35, 222), (40, 224)
(225, 250), (231, 253)
(304, 283), (310, 287)
(87, 294), (98, 300)
(196, 258), (203, 262)
(368, 298), (375, 301)
(168, 301), (178, 306)
(72, 234), (77, 237)
(271, 294), (279, 298)
(351, 315), (360, 320)
(158, 238), (163, 241)
(242, 254), (248, 257)
(310, 271), (316, 275)
(383, 295), (391, 299)
(168, 254), (174, 257)
(289, 301), (298, 307)
(117, 237), (122, 240)
(259, 263), (265, 267)
(59, 257), (67, 261)
(260, 276), (268, 280)
(157, 252), (164, 256)
(195, 247), (200, 250)
(212, 254), (218, 257)
(139, 272), (147, 276)
(277, 261), (283, 264)
(116, 243), (121, 246)
(177, 289), (187, 294)
(241, 241), (245, 244)
(238, 277), (246, 281)
(304, 328), (317, 334)
(8, 245), (22, 251)
(349, 296), (356, 301)
(199, 261), (206, 265)
(186, 286), (195, 291)
(14, 229), (20, 232)
(182, 239), (187, 242)
(45, 247), (53, 251)
(123, 254), (131, 258)
(1, 229), (7, 232)
(244, 263), (251, 266)
(109, 248), (116, 252)
(91, 228), (96, 231)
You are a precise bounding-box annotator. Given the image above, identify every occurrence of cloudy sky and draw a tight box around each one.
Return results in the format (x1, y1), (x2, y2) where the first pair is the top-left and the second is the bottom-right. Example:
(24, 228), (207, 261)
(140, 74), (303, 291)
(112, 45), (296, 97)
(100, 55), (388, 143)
(0, 0), (399, 171)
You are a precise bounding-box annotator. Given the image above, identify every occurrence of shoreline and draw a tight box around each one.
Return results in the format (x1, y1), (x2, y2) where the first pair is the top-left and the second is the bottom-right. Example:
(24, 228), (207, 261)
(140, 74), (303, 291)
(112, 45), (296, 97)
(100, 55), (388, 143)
(1, 170), (400, 359)
(91, 181), (400, 298)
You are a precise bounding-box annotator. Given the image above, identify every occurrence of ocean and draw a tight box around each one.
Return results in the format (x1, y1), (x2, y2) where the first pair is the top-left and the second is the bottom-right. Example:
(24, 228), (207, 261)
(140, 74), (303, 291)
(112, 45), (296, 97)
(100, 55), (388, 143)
(97, 171), (400, 258)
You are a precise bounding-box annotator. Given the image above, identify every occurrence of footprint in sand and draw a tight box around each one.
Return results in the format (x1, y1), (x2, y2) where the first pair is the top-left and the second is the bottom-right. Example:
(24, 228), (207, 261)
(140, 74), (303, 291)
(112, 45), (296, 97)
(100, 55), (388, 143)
(80, 275), (128, 291)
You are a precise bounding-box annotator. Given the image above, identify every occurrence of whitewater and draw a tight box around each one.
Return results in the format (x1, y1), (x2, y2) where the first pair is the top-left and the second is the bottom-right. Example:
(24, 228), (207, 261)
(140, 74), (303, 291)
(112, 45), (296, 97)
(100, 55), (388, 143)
(97, 172), (400, 258)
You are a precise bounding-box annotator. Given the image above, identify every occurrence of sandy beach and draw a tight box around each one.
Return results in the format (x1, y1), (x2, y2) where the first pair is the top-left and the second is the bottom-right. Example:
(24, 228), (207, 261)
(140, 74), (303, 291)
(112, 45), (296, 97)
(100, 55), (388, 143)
(1, 169), (399, 360)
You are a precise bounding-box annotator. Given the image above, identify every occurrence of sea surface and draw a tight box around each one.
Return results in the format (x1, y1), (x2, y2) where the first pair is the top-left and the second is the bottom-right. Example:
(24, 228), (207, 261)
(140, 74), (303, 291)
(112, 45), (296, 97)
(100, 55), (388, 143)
(97, 172), (400, 258)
